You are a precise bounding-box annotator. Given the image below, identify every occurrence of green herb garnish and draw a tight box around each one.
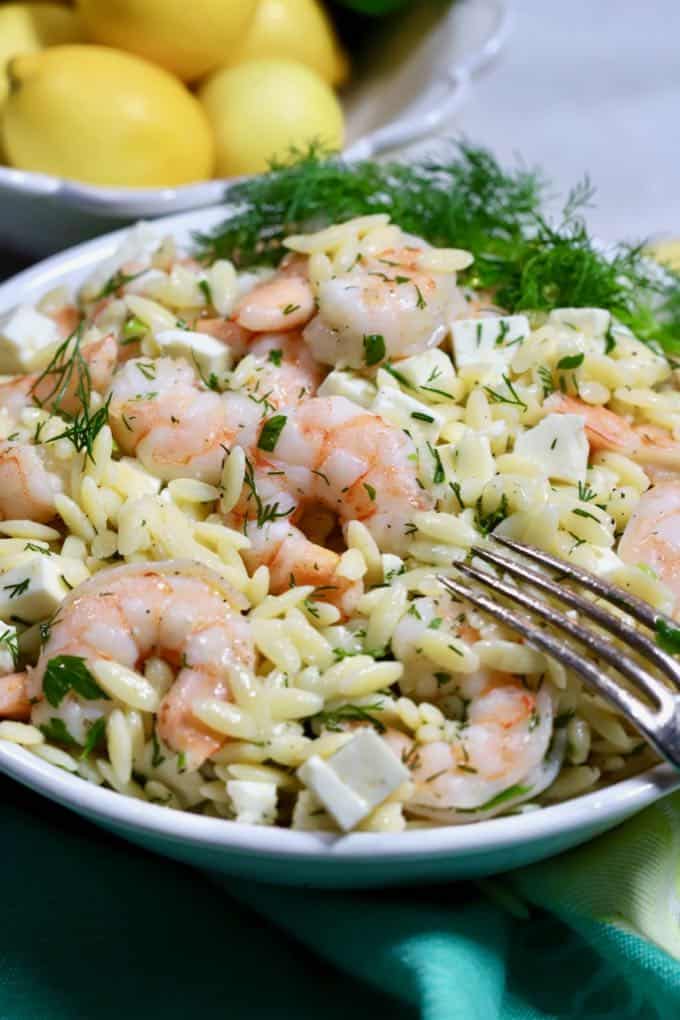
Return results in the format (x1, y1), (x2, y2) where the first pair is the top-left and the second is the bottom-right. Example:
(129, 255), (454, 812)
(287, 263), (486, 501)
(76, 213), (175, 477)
(40, 718), (79, 747)
(456, 783), (531, 814)
(363, 333), (386, 366)
(314, 701), (386, 734)
(556, 353), (585, 370)
(655, 618), (680, 654)
(43, 655), (108, 708)
(258, 414), (287, 452)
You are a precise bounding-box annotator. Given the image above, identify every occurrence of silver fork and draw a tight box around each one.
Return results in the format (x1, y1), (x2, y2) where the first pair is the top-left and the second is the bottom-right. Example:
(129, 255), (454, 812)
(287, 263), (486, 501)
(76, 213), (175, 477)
(437, 536), (680, 768)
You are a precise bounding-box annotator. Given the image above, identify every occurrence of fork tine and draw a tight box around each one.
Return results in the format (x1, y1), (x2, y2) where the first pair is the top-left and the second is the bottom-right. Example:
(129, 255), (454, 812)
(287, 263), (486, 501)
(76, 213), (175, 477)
(457, 561), (671, 710)
(491, 535), (674, 633)
(472, 543), (680, 691)
(437, 573), (680, 768)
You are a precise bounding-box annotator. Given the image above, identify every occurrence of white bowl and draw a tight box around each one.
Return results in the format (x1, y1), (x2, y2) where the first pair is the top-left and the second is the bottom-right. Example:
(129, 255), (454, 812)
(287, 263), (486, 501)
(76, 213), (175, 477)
(0, 203), (678, 887)
(0, 0), (509, 257)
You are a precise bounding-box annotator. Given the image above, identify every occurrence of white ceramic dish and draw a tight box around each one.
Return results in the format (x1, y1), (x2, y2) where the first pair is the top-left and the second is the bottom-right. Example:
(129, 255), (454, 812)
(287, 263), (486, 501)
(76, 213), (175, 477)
(0, 0), (509, 257)
(0, 204), (679, 887)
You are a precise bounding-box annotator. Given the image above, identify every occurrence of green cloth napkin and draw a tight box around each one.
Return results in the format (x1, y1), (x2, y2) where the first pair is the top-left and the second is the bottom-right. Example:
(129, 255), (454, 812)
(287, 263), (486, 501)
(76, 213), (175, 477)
(2, 771), (680, 1020)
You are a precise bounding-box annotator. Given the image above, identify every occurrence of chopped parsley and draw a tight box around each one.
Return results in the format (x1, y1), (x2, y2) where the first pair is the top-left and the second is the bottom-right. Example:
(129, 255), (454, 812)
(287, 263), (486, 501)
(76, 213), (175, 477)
(39, 717), (78, 747)
(257, 414), (287, 452)
(556, 352), (585, 370)
(268, 349), (283, 366)
(363, 482), (376, 501)
(655, 618), (680, 654)
(43, 655), (108, 708)
(199, 278), (213, 305)
(363, 333), (386, 366)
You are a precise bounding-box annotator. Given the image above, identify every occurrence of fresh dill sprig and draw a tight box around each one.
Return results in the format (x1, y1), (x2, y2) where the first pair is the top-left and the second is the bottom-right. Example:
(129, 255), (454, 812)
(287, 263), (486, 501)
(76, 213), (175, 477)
(194, 143), (680, 354)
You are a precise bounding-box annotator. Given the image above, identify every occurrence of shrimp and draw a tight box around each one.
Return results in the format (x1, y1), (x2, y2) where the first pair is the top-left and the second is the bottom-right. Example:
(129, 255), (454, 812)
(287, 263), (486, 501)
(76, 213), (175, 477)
(546, 394), (680, 473)
(231, 395), (432, 557)
(108, 356), (262, 483)
(234, 256), (315, 333)
(0, 673), (30, 721)
(619, 480), (680, 604)
(0, 442), (62, 523)
(27, 560), (254, 769)
(384, 674), (557, 821)
(244, 332), (324, 408)
(195, 317), (251, 361)
(302, 245), (460, 368)
(0, 332), (118, 421)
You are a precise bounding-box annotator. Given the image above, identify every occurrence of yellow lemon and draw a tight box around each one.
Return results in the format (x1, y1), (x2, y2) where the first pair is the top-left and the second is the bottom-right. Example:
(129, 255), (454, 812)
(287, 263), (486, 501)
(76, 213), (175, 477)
(76, 0), (258, 82)
(3, 45), (215, 187)
(0, 3), (85, 106)
(231, 0), (349, 87)
(199, 58), (344, 177)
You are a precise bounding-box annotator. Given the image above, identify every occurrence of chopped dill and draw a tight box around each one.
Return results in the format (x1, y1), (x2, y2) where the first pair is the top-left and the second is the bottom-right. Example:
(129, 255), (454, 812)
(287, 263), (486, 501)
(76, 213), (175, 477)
(314, 701), (386, 734)
(483, 374), (528, 412)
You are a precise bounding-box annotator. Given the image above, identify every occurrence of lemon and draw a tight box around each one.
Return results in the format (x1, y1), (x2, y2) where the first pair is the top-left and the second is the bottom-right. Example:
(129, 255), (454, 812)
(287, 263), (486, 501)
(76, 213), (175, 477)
(0, 3), (85, 106)
(3, 45), (215, 187)
(231, 0), (349, 87)
(199, 58), (344, 177)
(76, 0), (258, 82)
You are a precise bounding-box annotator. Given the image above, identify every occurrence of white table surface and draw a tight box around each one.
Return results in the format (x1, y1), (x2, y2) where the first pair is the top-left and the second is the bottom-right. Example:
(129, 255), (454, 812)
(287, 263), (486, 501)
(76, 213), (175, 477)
(453, 0), (680, 242)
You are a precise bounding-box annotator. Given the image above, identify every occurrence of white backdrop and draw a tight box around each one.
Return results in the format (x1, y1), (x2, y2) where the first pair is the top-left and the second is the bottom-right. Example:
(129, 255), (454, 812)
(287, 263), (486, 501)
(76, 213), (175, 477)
(453, 0), (680, 242)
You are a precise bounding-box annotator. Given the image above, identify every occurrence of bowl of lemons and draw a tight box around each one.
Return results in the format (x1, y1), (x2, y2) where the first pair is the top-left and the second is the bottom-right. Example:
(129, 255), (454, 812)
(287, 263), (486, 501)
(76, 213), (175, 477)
(0, 0), (508, 255)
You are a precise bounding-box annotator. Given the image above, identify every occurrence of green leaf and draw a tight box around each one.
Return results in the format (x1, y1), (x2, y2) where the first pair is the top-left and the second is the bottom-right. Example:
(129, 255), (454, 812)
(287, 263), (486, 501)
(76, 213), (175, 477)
(556, 353), (585, 370)
(363, 333), (386, 366)
(39, 717), (79, 747)
(80, 716), (107, 759)
(655, 618), (680, 654)
(43, 655), (108, 708)
(257, 414), (288, 452)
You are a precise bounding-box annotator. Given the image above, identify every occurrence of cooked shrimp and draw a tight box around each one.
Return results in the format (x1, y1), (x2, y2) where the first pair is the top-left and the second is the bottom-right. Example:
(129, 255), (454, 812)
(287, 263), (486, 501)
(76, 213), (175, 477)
(108, 356), (262, 482)
(27, 560), (254, 768)
(0, 332), (118, 421)
(303, 245), (460, 368)
(384, 675), (556, 821)
(243, 519), (362, 617)
(230, 395), (432, 556)
(0, 673), (30, 721)
(245, 332), (324, 408)
(234, 256), (315, 333)
(546, 393), (680, 472)
(0, 442), (62, 523)
(619, 480), (680, 603)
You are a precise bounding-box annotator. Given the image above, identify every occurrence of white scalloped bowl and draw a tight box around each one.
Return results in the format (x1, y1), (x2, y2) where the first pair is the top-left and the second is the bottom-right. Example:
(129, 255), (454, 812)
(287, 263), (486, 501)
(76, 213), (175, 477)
(0, 205), (678, 887)
(0, 0), (509, 257)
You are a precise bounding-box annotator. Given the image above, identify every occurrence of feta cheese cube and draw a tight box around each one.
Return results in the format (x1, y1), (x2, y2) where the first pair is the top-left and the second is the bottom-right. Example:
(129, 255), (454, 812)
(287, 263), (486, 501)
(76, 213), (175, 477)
(297, 729), (409, 831)
(372, 387), (444, 440)
(548, 308), (611, 338)
(514, 413), (588, 484)
(451, 315), (530, 375)
(0, 557), (69, 623)
(388, 349), (458, 402)
(0, 621), (17, 675)
(317, 369), (376, 408)
(0, 305), (60, 373)
(226, 780), (277, 825)
(154, 328), (231, 380)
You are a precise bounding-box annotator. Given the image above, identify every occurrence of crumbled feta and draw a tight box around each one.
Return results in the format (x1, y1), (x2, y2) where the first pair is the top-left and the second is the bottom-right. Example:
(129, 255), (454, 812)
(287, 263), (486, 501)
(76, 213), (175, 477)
(154, 328), (231, 380)
(549, 308), (611, 338)
(0, 305), (60, 373)
(514, 413), (588, 484)
(372, 387), (444, 440)
(226, 780), (278, 826)
(0, 556), (69, 623)
(388, 349), (458, 402)
(297, 729), (409, 832)
(317, 369), (376, 408)
(0, 621), (17, 675)
(450, 315), (530, 375)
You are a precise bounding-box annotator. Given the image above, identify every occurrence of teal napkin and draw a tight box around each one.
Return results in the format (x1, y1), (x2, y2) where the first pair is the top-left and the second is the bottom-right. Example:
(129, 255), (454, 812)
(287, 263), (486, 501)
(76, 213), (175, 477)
(3, 771), (680, 1020)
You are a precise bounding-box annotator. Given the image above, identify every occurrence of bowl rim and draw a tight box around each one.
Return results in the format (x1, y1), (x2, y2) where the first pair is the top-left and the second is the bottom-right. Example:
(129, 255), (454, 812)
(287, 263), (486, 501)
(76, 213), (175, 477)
(1, 196), (679, 863)
(0, 0), (511, 217)
(1, 740), (676, 861)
